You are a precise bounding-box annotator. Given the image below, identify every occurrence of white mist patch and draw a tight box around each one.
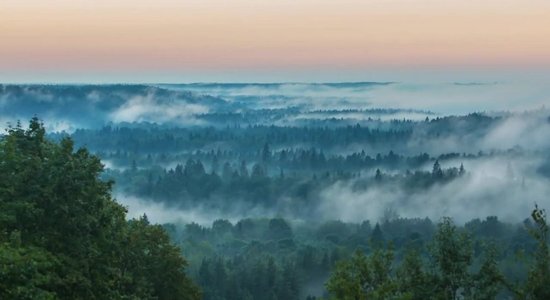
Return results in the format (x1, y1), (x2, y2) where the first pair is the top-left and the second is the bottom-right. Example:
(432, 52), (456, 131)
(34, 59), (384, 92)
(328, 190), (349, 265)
(401, 109), (550, 155)
(115, 194), (280, 225)
(317, 156), (550, 224)
(0, 117), (76, 133)
(22, 86), (55, 103)
(361, 82), (550, 114)
(101, 160), (129, 171)
(110, 93), (209, 125)
(289, 111), (434, 123)
(163, 81), (550, 115)
(44, 119), (76, 133)
(482, 112), (550, 151)
(116, 195), (216, 225)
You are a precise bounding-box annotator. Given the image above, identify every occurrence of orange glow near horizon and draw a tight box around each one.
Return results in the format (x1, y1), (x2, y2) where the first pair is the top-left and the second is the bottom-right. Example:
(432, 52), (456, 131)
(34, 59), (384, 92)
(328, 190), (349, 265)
(1, 0), (550, 81)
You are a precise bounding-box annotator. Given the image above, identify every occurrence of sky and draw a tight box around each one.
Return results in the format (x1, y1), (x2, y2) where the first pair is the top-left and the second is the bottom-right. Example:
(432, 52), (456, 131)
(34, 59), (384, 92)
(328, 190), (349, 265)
(2, 0), (550, 83)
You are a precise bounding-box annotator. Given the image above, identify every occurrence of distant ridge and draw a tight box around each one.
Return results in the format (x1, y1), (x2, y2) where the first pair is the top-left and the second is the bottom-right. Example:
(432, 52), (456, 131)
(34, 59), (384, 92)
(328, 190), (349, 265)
(159, 82), (394, 89)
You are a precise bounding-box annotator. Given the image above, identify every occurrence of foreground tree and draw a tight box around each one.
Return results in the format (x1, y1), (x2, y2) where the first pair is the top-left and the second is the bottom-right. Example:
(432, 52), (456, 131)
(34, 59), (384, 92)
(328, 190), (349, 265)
(466, 243), (504, 300)
(396, 250), (432, 299)
(326, 208), (550, 299)
(326, 248), (399, 300)
(0, 118), (200, 299)
(521, 205), (550, 300)
(428, 217), (473, 299)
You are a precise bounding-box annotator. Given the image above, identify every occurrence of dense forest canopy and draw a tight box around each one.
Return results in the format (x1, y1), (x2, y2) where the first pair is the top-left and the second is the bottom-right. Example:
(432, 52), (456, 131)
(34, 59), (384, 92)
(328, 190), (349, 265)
(163, 204), (550, 299)
(1, 83), (550, 299)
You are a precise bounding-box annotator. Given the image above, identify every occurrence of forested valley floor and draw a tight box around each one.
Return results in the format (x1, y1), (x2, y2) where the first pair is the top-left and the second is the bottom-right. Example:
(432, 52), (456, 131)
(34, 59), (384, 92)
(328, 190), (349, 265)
(2, 119), (550, 299)
(1, 84), (550, 299)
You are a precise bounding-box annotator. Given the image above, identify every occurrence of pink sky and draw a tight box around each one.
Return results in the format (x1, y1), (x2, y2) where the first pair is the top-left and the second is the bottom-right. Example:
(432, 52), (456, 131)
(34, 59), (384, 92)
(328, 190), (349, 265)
(2, 0), (550, 82)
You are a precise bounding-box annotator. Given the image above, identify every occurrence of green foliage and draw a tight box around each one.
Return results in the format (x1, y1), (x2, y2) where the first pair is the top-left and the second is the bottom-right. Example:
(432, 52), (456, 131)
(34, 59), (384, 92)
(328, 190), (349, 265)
(0, 118), (199, 299)
(428, 217), (473, 299)
(197, 255), (299, 300)
(326, 248), (399, 300)
(118, 216), (201, 299)
(324, 211), (550, 300)
(522, 205), (550, 300)
(396, 250), (431, 300)
(174, 211), (550, 299)
(467, 243), (504, 300)
(0, 241), (58, 300)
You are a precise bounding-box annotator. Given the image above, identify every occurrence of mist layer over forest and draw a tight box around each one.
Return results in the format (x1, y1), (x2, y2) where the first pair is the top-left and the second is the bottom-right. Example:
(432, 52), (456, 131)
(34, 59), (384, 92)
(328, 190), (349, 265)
(2, 83), (547, 223)
(2, 82), (550, 299)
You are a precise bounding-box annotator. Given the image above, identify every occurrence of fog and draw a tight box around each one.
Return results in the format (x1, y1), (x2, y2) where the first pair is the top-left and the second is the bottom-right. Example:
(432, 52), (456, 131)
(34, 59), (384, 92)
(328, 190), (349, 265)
(0, 84), (224, 131)
(113, 153), (549, 226)
(109, 93), (209, 125)
(3, 82), (549, 133)
(106, 107), (550, 226)
(317, 111), (550, 224)
(117, 194), (280, 226)
(6, 81), (550, 299)
(481, 111), (550, 150)
(162, 81), (550, 115)
(317, 156), (549, 224)
(2, 83), (550, 226)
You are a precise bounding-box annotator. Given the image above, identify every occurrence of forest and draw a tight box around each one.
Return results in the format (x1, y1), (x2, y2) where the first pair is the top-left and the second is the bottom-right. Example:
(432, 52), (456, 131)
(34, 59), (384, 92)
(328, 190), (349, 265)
(172, 210), (550, 299)
(1, 83), (550, 299)
(3, 120), (549, 299)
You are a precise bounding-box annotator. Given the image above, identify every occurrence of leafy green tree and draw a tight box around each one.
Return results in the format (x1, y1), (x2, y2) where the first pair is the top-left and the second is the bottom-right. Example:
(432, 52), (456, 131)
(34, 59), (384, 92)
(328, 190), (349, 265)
(0, 118), (200, 299)
(326, 250), (368, 300)
(428, 217), (473, 300)
(326, 248), (398, 300)
(0, 236), (58, 300)
(396, 250), (432, 300)
(121, 216), (201, 299)
(522, 205), (550, 300)
(466, 243), (504, 300)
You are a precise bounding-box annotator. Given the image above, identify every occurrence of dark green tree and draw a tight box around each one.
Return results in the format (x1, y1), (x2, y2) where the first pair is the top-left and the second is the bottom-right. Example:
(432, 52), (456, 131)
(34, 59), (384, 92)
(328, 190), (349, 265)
(0, 118), (200, 299)
(326, 248), (398, 300)
(522, 205), (550, 300)
(428, 217), (472, 299)
(396, 250), (432, 299)
(432, 160), (443, 179)
(466, 243), (504, 300)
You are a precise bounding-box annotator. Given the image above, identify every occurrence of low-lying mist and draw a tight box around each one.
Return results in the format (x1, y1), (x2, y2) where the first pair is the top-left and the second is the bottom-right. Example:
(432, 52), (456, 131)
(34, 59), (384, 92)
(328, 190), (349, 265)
(3, 83), (549, 228)
(115, 154), (550, 226)
(317, 156), (549, 224)
(117, 194), (281, 226)
(3, 82), (549, 133)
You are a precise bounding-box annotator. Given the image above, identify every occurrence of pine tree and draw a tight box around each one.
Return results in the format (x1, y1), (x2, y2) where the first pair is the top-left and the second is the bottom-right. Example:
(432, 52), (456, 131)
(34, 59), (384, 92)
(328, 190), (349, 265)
(432, 160), (444, 179)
